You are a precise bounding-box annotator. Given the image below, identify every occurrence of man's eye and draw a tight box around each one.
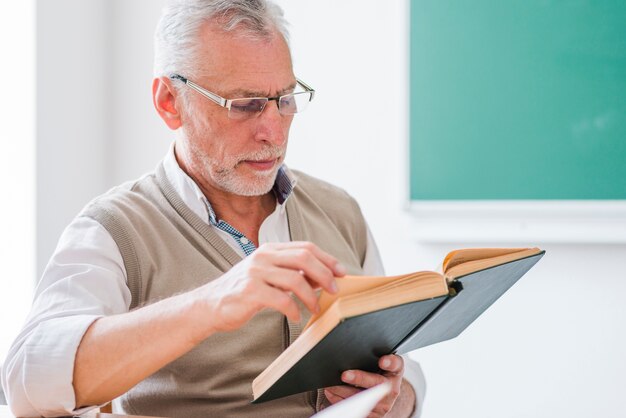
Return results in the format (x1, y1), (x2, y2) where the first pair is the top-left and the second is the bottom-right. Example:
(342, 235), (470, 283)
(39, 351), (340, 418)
(231, 99), (265, 113)
(280, 95), (297, 112)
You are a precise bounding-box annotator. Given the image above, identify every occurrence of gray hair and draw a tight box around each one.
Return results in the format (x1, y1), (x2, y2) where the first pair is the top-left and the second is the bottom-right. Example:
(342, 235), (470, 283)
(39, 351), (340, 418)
(154, 0), (290, 79)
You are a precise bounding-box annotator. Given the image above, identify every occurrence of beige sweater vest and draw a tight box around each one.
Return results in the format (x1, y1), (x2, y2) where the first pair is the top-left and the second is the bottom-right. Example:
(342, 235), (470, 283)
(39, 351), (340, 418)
(81, 163), (367, 418)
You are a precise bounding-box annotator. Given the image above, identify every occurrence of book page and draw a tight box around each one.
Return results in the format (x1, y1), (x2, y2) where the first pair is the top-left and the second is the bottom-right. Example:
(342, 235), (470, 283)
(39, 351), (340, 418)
(304, 274), (410, 330)
(443, 248), (530, 271)
(444, 247), (542, 279)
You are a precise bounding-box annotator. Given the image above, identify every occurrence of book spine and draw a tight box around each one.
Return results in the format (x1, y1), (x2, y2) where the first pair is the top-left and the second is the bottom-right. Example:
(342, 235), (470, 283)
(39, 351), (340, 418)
(392, 283), (462, 354)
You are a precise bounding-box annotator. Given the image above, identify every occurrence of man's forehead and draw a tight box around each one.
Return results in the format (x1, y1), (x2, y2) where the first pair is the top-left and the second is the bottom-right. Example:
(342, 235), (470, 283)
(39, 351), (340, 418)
(193, 24), (295, 97)
(196, 22), (292, 67)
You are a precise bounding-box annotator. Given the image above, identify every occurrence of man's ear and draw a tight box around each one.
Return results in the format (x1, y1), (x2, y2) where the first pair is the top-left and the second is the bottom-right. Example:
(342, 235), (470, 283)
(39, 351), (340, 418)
(153, 77), (183, 130)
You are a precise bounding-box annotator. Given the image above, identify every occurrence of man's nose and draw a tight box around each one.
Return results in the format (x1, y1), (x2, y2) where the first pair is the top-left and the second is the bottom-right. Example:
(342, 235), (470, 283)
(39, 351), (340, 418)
(254, 100), (287, 145)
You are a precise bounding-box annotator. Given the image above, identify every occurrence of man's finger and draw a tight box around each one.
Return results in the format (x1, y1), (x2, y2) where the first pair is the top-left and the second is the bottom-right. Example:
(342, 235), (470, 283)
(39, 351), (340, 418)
(256, 286), (301, 322)
(341, 369), (386, 389)
(271, 249), (338, 294)
(263, 266), (319, 314)
(379, 354), (403, 374)
(324, 384), (361, 400)
(269, 241), (347, 278)
(323, 389), (346, 405)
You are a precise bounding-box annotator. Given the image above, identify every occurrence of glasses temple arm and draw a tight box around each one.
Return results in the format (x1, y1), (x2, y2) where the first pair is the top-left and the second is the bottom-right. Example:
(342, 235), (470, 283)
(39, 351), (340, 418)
(296, 78), (315, 100)
(169, 74), (226, 107)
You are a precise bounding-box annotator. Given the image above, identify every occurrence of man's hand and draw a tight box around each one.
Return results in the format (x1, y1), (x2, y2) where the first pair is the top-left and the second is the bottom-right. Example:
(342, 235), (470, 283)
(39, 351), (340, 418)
(324, 354), (415, 418)
(194, 241), (345, 337)
(72, 241), (345, 407)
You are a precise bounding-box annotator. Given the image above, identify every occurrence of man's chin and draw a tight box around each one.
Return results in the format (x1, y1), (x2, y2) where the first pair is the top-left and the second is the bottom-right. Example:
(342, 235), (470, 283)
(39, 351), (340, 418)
(214, 169), (278, 197)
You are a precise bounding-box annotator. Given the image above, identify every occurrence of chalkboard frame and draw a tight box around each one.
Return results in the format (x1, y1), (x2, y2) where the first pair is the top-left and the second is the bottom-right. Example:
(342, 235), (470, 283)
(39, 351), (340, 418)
(406, 200), (626, 243)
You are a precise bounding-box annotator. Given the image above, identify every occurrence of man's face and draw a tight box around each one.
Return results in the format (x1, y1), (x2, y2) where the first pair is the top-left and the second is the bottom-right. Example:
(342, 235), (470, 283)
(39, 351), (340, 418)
(178, 24), (296, 197)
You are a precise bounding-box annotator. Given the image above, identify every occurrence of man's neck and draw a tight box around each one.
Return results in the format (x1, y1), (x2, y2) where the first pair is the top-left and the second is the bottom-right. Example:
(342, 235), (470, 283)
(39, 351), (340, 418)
(199, 181), (276, 232)
(174, 146), (279, 246)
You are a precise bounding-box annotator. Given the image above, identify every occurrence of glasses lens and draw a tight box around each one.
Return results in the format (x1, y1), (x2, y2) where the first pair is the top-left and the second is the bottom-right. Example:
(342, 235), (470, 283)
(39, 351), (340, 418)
(279, 92), (312, 115)
(228, 98), (267, 120)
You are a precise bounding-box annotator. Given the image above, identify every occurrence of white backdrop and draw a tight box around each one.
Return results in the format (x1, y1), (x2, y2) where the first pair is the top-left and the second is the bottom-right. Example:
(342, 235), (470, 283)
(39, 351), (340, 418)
(0, 0), (35, 367)
(32, 1), (626, 417)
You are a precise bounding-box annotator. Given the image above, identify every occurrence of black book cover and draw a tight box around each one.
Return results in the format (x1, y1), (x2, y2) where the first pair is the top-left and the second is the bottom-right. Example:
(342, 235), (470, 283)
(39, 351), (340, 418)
(253, 295), (447, 403)
(395, 251), (545, 353)
(253, 251), (545, 404)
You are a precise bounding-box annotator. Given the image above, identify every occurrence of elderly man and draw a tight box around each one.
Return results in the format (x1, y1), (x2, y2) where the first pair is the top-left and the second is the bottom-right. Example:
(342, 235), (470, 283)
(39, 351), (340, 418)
(1, 1), (425, 417)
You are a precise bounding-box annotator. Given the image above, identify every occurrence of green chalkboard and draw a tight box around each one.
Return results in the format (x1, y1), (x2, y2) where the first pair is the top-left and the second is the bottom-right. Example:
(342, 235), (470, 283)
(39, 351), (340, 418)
(409, 1), (626, 200)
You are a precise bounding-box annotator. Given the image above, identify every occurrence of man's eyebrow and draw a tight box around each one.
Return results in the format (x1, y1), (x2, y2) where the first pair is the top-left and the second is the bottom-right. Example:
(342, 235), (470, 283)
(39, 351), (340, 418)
(224, 83), (297, 98)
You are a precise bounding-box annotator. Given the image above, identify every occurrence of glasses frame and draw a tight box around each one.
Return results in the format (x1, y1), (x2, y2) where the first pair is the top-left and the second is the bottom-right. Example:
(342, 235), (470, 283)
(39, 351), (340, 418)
(170, 74), (315, 119)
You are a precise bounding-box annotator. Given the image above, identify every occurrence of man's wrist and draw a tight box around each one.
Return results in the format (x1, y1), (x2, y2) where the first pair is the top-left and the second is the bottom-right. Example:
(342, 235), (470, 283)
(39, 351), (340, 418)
(389, 378), (416, 418)
(180, 286), (219, 345)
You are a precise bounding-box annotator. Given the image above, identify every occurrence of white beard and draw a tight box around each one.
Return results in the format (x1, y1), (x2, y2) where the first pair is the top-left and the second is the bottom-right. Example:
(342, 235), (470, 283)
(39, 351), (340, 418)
(202, 146), (285, 196)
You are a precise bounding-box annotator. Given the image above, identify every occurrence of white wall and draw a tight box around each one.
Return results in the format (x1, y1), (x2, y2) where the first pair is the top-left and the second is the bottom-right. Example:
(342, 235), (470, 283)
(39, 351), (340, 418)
(0, 0), (36, 366)
(34, 1), (626, 417)
(108, 0), (172, 186)
(35, 0), (172, 276)
(36, 0), (111, 277)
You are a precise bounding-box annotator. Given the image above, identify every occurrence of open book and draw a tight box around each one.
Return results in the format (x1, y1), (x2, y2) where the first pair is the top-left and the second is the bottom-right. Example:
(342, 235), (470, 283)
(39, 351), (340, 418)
(252, 247), (545, 403)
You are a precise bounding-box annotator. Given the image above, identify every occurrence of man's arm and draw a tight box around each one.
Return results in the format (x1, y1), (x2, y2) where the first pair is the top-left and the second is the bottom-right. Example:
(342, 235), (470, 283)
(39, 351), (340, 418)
(72, 240), (344, 407)
(1, 218), (131, 417)
(3, 216), (343, 416)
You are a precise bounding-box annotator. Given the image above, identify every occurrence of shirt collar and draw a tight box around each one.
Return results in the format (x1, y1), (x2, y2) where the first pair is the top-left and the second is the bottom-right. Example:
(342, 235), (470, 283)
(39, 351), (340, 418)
(273, 165), (297, 205)
(162, 143), (297, 224)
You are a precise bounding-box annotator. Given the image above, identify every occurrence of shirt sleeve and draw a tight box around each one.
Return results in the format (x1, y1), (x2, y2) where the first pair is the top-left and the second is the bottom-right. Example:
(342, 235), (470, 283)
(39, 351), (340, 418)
(1, 216), (130, 417)
(362, 222), (427, 418)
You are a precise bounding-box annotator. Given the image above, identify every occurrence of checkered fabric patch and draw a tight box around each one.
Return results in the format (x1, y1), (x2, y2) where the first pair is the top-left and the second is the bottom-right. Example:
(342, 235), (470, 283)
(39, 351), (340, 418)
(202, 201), (255, 256)
(216, 219), (257, 256)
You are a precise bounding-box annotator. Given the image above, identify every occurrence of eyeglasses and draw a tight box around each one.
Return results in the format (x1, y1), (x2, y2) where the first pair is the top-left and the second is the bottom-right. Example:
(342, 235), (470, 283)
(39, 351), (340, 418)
(170, 74), (315, 120)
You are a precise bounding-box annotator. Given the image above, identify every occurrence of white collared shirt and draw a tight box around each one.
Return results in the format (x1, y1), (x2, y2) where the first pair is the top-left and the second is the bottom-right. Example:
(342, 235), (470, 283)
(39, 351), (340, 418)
(0, 145), (425, 417)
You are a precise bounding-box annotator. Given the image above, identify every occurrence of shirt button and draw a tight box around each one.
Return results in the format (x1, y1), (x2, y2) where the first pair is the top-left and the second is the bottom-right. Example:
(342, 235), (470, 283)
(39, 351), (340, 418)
(240, 237), (249, 245)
